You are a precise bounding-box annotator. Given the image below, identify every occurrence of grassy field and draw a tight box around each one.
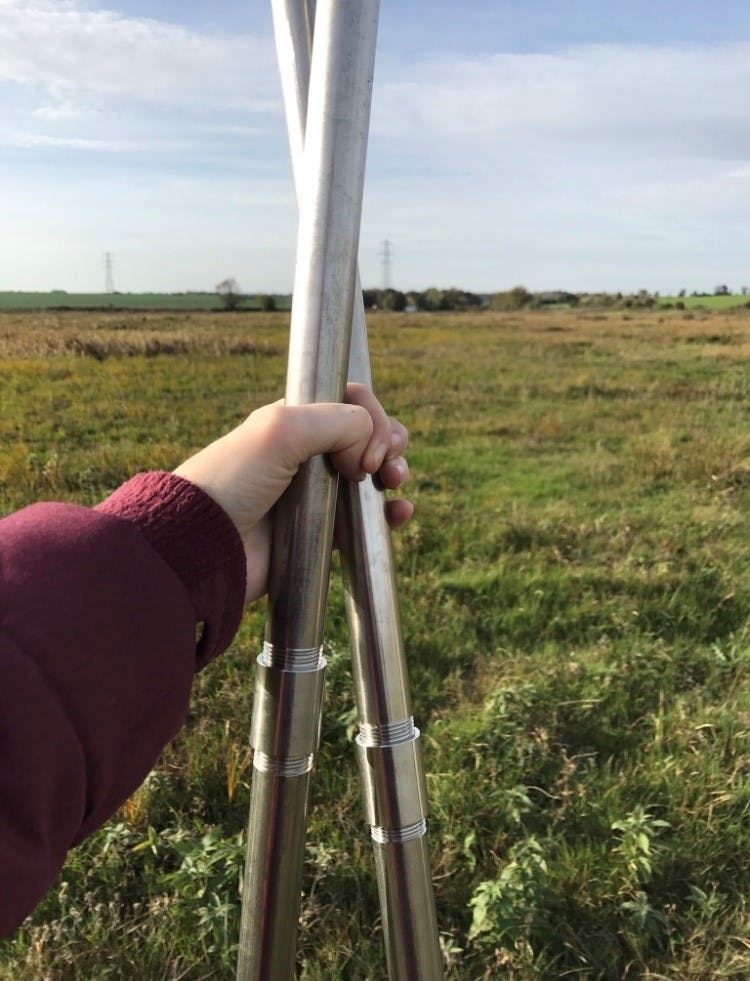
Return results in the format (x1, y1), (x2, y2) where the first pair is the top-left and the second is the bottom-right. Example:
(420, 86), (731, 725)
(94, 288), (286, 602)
(1, 306), (750, 979)
(661, 294), (750, 310)
(0, 292), (291, 312)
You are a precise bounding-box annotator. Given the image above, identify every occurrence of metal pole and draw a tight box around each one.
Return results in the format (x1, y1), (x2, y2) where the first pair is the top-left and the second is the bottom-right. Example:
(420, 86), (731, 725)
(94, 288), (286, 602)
(236, 3), (380, 979)
(271, 3), (443, 977)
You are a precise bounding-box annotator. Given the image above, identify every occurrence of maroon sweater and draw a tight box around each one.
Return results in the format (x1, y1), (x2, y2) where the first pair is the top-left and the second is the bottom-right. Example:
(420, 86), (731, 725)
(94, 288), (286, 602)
(0, 472), (246, 937)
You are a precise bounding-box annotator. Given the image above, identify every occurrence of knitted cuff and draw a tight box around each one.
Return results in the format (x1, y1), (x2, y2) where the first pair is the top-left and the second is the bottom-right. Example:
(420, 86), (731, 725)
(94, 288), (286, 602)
(95, 472), (246, 667)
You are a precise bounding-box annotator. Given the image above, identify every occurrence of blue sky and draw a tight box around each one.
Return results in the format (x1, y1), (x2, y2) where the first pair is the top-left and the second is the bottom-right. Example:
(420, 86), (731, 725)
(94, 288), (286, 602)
(1, 1), (749, 294)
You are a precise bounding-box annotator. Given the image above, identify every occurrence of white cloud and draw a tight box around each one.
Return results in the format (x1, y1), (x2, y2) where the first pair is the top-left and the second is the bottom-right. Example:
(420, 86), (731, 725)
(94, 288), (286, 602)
(0, 0), (286, 178)
(33, 96), (89, 121)
(0, 0), (277, 112)
(2, 130), (152, 151)
(372, 42), (750, 160)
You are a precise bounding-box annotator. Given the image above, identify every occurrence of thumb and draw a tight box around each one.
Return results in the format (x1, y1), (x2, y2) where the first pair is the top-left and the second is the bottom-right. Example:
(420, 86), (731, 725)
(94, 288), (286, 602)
(268, 401), (375, 481)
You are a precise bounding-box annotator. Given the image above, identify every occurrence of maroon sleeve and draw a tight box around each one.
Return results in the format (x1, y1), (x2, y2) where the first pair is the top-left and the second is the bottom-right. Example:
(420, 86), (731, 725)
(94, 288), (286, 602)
(0, 472), (246, 937)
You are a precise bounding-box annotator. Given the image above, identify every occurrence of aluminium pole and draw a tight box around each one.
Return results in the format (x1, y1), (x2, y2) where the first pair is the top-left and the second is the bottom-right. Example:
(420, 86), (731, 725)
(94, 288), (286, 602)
(271, 2), (443, 977)
(236, 3), (380, 979)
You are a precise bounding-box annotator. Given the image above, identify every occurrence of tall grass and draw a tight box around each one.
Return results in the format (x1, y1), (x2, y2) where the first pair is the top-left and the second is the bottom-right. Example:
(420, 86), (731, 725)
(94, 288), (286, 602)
(2, 308), (750, 979)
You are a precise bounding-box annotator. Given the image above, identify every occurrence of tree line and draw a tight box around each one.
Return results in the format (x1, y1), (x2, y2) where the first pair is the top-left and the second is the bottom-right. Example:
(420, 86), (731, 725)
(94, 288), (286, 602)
(362, 286), (577, 311)
(362, 287), (485, 311)
(217, 278), (750, 314)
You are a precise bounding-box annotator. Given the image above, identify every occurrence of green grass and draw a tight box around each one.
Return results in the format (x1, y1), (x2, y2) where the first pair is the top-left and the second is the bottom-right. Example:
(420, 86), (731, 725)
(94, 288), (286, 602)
(2, 308), (750, 979)
(661, 293), (750, 310)
(0, 292), (291, 311)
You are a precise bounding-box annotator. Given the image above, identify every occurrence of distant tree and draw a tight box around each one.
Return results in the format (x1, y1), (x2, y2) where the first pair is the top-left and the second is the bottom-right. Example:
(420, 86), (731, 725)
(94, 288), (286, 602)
(415, 287), (446, 311)
(378, 288), (407, 311)
(258, 293), (276, 312)
(361, 287), (406, 311)
(439, 287), (482, 310)
(536, 290), (579, 308)
(581, 292), (616, 308)
(714, 284), (730, 296)
(216, 277), (244, 311)
(489, 285), (532, 311)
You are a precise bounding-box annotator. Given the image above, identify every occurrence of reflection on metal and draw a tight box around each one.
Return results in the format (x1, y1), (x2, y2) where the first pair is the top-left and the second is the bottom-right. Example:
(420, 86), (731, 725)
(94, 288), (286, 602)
(236, 2), (442, 979)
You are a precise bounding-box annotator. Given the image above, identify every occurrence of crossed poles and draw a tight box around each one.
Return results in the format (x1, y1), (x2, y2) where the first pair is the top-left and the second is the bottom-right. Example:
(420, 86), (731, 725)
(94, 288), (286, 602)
(236, 4), (443, 978)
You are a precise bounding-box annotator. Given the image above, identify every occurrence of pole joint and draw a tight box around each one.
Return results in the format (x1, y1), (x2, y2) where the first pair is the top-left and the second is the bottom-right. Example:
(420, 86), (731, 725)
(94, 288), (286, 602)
(250, 652), (327, 759)
(355, 720), (430, 832)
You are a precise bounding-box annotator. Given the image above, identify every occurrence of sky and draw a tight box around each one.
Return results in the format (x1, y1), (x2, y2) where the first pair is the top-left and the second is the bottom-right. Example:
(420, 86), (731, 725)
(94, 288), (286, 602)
(1, 1), (750, 295)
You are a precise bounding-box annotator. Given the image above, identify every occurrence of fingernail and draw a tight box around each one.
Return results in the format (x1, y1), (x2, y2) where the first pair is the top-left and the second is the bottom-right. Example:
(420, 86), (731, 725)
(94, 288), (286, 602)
(391, 458), (408, 480)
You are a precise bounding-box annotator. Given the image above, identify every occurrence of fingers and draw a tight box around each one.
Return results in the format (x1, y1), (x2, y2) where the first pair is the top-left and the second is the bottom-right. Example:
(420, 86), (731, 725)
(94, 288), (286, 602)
(377, 454), (409, 491)
(339, 386), (413, 529)
(295, 387), (414, 533)
(386, 417), (409, 460)
(385, 497), (414, 530)
(345, 382), (409, 475)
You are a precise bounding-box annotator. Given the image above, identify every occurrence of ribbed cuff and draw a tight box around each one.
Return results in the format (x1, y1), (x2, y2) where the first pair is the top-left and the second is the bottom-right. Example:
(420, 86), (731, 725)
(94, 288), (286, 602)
(95, 472), (246, 668)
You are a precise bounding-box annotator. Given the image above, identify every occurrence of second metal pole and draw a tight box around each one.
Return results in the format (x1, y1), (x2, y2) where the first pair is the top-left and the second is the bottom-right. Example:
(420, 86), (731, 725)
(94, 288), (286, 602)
(271, 2), (443, 977)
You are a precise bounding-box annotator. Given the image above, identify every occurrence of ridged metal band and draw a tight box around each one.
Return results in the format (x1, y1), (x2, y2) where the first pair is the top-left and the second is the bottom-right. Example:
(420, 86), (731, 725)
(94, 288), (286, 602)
(252, 751), (314, 777)
(358, 716), (416, 747)
(370, 819), (428, 845)
(260, 642), (325, 672)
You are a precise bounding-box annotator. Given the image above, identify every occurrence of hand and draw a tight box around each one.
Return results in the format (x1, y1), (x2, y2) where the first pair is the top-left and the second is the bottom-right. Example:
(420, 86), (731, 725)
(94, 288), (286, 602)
(174, 383), (413, 600)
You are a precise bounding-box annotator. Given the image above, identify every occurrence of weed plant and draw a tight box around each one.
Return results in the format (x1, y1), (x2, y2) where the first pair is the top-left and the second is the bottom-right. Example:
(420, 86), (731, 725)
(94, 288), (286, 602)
(1, 309), (750, 979)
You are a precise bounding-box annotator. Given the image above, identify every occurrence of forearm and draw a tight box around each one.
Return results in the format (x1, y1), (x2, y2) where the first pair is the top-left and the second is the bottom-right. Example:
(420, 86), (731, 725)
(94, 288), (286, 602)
(0, 474), (245, 936)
